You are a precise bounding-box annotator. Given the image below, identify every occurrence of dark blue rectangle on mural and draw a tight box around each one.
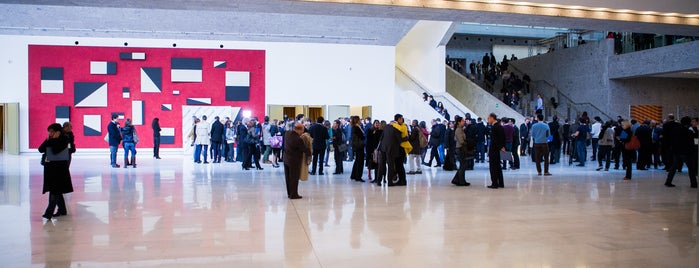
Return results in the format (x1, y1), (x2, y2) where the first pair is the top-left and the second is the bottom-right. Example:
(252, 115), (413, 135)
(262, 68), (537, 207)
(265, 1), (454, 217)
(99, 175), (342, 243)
(225, 86), (250, 101)
(56, 106), (70, 118)
(41, 67), (63, 80)
(122, 87), (130, 93)
(171, 58), (202, 70)
(160, 136), (175, 144)
(107, 62), (117, 74)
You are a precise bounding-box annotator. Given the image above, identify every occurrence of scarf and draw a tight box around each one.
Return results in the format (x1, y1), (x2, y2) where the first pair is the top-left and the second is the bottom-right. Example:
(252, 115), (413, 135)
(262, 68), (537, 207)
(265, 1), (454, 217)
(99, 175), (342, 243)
(391, 122), (413, 155)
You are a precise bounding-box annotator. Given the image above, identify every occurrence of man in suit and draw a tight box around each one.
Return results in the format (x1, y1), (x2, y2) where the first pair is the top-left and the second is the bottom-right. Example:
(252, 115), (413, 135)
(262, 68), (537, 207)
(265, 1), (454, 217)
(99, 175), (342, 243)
(381, 114), (409, 186)
(425, 119), (443, 167)
(309, 116), (330, 175)
(475, 118), (486, 163)
(284, 123), (312, 199)
(488, 113), (506, 189)
(107, 114), (122, 168)
(210, 116), (225, 163)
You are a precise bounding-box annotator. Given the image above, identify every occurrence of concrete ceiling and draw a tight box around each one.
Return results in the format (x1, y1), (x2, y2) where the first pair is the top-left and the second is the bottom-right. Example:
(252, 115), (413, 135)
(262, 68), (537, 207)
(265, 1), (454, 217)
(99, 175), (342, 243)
(1, 0), (698, 37)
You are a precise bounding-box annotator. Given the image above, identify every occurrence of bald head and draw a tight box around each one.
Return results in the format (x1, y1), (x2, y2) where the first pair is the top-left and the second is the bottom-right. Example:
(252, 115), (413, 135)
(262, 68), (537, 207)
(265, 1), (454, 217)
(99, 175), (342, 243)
(294, 123), (305, 134)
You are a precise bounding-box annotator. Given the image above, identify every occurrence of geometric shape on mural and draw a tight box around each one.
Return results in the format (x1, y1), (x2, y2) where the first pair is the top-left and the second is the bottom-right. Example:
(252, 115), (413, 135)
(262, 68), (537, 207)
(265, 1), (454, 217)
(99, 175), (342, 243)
(90, 61), (117, 75)
(173, 90), (180, 95)
(162, 104), (172, 111)
(111, 112), (125, 120)
(41, 67), (64, 93)
(186, 98), (212, 105)
(83, 114), (102, 136)
(140, 67), (162, 93)
(122, 87), (130, 98)
(225, 71), (250, 101)
(132, 100), (144, 125)
(214, 61), (226, 68)
(55, 106), (70, 124)
(161, 127), (175, 144)
(74, 82), (108, 107)
(119, 52), (146, 60)
(171, 58), (202, 82)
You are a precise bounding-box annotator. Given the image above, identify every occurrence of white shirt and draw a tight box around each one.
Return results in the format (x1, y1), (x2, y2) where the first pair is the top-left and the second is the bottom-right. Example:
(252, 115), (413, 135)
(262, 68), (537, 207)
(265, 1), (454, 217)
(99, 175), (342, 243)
(536, 97), (543, 110)
(591, 122), (602, 139)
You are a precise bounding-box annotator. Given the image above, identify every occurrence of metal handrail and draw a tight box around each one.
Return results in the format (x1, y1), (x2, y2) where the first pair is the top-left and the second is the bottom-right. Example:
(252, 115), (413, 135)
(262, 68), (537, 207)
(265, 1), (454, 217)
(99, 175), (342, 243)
(395, 65), (472, 117)
(508, 64), (614, 121)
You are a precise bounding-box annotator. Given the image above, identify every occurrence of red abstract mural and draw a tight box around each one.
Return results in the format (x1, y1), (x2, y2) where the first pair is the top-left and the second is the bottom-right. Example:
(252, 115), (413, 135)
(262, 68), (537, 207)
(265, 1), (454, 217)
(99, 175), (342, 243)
(28, 45), (266, 149)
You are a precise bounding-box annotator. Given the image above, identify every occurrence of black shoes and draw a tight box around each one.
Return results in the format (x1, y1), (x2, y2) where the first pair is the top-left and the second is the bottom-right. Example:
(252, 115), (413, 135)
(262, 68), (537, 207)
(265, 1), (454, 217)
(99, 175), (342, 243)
(289, 195), (303, 199)
(309, 172), (316, 175)
(664, 183), (676, 187)
(319, 172), (324, 175)
(256, 167), (264, 170)
(487, 185), (499, 189)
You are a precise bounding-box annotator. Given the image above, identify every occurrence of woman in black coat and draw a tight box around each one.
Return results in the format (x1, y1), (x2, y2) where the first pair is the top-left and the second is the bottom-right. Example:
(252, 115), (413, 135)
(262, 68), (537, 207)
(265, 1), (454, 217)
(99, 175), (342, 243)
(152, 118), (161, 159)
(331, 120), (345, 174)
(38, 123), (74, 220)
(349, 116), (366, 182)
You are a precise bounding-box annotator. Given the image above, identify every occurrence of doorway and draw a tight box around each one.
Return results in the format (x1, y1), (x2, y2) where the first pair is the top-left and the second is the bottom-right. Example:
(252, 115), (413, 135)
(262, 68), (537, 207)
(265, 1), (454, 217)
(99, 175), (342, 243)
(1, 103), (19, 154)
(308, 107), (323, 122)
(282, 107), (296, 120)
(0, 105), (3, 151)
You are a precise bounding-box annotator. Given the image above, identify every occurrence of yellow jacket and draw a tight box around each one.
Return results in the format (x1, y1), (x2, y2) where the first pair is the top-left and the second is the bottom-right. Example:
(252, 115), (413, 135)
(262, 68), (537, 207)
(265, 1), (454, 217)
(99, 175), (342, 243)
(391, 122), (413, 155)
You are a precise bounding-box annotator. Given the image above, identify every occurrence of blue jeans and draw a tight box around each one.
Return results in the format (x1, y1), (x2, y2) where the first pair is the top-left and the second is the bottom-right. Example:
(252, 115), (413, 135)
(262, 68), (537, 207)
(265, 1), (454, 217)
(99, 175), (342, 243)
(194, 144), (209, 162)
(123, 142), (136, 159)
(438, 145), (445, 163)
(576, 141), (587, 165)
(476, 142), (485, 161)
(110, 146), (118, 166)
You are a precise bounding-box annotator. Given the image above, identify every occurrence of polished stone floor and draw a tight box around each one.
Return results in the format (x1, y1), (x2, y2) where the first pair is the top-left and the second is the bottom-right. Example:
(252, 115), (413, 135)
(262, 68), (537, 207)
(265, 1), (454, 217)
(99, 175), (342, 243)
(0, 151), (697, 267)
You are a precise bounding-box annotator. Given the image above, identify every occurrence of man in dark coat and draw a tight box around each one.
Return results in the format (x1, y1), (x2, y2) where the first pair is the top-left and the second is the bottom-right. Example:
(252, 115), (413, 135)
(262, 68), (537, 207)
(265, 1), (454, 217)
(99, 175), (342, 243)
(475, 118), (486, 163)
(488, 113), (506, 189)
(210, 116), (225, 163)
(635, 120), (653, 170)
(107, 114), (122, 168)
(425, 119), (443, 167)
(309, 116), (330, 175)
(236, 120), (249, 167)
(664, 116), (698, 188)
(381, 114), (409, 186)
(284, 123), (312, 199)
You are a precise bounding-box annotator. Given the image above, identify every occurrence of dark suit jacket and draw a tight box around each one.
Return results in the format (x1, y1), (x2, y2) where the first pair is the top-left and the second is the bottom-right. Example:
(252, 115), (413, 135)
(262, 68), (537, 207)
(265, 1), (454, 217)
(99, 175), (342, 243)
(284, 130), (312, 178)
(380, 124), (404, 158)
(489, 122), (505, 156)
(108, 121), (122, 146)
(309, 123), (330, 150)
(210, 120), (225, 142)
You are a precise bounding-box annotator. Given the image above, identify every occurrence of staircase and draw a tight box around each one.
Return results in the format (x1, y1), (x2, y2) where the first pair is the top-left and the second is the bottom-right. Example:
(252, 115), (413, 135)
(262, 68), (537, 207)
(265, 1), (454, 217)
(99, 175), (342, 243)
(444, 66), (525, 124)
(395, 66), (476, 124)
(508, 64), (614, 121)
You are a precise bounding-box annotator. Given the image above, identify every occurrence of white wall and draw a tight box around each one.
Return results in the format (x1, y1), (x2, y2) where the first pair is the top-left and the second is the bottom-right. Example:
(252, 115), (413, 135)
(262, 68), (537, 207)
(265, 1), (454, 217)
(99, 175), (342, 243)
(0, 35), (396, 152)
(396, 20), (453, 93)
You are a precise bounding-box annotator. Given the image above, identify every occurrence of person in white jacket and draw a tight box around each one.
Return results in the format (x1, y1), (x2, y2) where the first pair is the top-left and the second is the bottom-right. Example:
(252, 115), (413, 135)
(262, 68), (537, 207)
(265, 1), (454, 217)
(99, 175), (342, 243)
(193, 115), (211, 163)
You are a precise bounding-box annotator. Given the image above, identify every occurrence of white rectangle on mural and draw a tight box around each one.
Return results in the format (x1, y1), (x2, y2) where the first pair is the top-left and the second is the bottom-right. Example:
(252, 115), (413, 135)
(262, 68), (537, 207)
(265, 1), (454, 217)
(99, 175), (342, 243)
(132, 100), (144, 125)
(171, 69), (202, 83)
(41, 80), (63, 94)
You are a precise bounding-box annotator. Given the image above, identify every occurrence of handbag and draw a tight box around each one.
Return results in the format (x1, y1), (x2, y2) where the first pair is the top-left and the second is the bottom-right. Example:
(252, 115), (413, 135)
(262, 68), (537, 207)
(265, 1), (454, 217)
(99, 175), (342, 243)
(133, 129), (139, 144)
(270, 135), (283, 148)
(46, 146), (70, 162)
(373, 140), (382, 163)
(338, 143), (347, 152)
(625, 135), (641, 150)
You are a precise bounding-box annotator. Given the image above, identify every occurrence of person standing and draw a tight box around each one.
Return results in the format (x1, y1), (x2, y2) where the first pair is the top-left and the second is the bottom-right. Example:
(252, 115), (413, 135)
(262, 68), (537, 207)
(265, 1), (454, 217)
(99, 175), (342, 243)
(62, 122), (76, 166)
(381, 114), (410, 186)
(531, 114), (552, 176)
(562, 119), (571, 155)
(635, 120), (652, 170)
(349, 116), (366, 182)
(548, 116), (562, 164)
(597, 121), (615, 171)
(443, 121), (457, 171)
(510, 118), (521, 170)
(487, 113), (506, 189)
(309, 116), (330, 175)
(151, 118), (161, 159)
(502, 117), (515, 170)
(519, 118), (530, 156)
(365, 120), (383, 180)
(283, 123), (312, 199)
(331, 120), (345, 175)
(451, 116), (471, 186)
(210, 116), (225, 163)
(475, 118), (486, 163)
(39, 123), (73, 220)
(107, 114), (122, 168)
(619, 120), (634, 180)
(407, 120), (423, 175)
(194, 116), (211, 164)
(246, 119), (263, 170)
(120, 119), (138, 168)
(572, 118), (589, 167)
(236, 119), (249, 165)
(535, 94), (544, 115)
(590, 117), (602, 161)
(664, 116), (698, 188)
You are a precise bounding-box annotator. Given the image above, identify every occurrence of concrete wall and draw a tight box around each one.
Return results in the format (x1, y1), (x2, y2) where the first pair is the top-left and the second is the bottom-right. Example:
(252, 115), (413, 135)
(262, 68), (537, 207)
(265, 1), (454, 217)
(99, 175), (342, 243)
(609, 40), (699, 78)
(509, 38), (699, 120)
(0, 35), (396, 152)
(446, 35), (542, 64)
(396, 20), (453, 93)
